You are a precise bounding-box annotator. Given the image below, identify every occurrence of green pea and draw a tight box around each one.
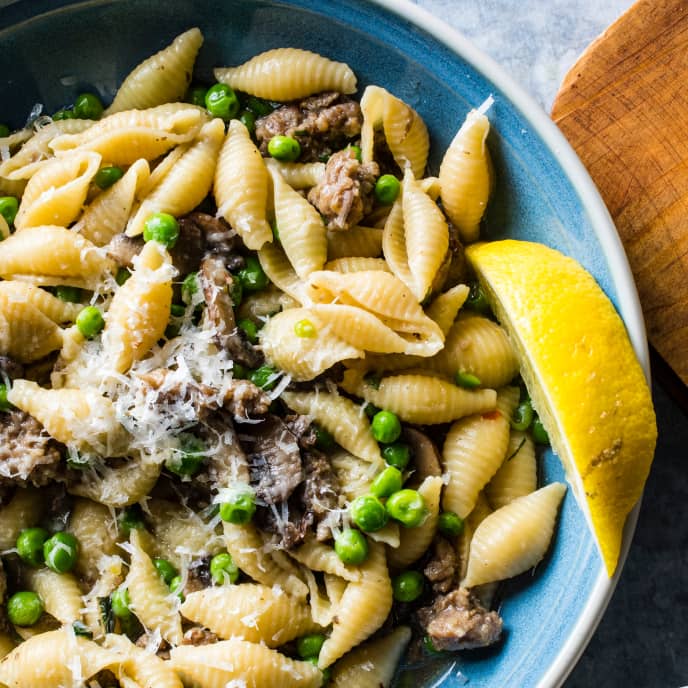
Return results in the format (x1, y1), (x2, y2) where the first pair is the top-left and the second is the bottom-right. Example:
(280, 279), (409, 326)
(531, 415), (550, 445)
(511, 399), (534, 431)
(16, 527), (49, 567)
(364, 402), (381, 419)
(370, 465), (403, 498)
(334, 528), (368, 565)
(465, 281), (491, 314)
(153, 558), (178, 585)
(455, 370), (481, 389)
(73, 92), (104, 120)
(374, 174), (400, 204)
(347, 145), (362, 162)
(0, 124), (9, 137)
(294, 318), (316, 338)
(115, 267), (131, 285)
(170, 303), (186, 318)
(0, 383), (13, 412)
(169, 575), (185, 601)
(72, 620), (93, 638)
(349, 494), (388, 532)
(166, 433), (206, 477)
(237, 255), (269, 292)
(297, 633), (326, 659)
(210, 552), (239, 585)
(55, 285), (82, 303)
(385, 489), (428, 528)
(219, 488), (256, 525)
(7, 591), (43, 627)
(180, 271), (199, 305)
(43, 531), (79, 573)
(381, 442), (410, 469)
(437, 511), (464, 538)
(250, 364), (278, 391)
(118, 505), (145, 535)
(267, 135), (301, 162)
(76, 305), (105, 339)
(110, 586), (131, 618)
(0, 196), (18, 225)
(52, 108), (75, 120)
(238, 318), (259, 344)
(94, 165), (124, 190)
(313, 424), (335, 451)
(392, 570), (424, 602)
(245, 95), (274, 117)
(371, 410), (402, 444)
(187, 85), (208, 107)
(205, 83), (240, 121)
(423, 635), (442, 654)
(239, 109), (256, 135)
(143, 212), (179, 248)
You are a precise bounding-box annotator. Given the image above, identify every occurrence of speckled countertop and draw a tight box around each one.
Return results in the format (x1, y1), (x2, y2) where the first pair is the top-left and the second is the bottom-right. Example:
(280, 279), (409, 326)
(413, 1), (688, 685)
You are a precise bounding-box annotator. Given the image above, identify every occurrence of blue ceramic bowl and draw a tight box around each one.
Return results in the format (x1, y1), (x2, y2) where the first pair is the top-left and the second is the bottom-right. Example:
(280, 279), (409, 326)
(0, 1), (649, 686)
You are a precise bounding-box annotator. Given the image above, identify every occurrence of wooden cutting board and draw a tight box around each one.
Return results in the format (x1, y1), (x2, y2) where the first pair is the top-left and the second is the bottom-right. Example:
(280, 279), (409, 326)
(551, 0), (688, 394)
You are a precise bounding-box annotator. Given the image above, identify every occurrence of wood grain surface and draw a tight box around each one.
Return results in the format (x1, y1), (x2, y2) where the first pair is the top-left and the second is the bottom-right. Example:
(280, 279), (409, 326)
(552, 0), (688, 386)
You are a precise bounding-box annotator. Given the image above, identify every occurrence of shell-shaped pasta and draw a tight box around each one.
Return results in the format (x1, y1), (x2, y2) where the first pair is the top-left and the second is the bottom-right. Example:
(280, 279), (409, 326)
(425, 284), (470, 335)
(68, 455), (162, 507)
(426, 315), (519, 389)
(101, 241), (174, 373)
(330, 450), (378, 501)
(0, 489), (43, 550)
(127, 118), (224, 236)
(266, 159), (326, 189)
(0, 226), (114, 288)
(269, 166), (327, 279)
(106, 28), (203, 115)
(402, 167), (449, 300)
(126, 529), (182, 645)
(170, 637), (323, 688)
(104, 634), (183, 688)
(327, 226), (383, 260)
(318, 542), (392, 669)
(367, 521), (400, 548)
(289, 537), (361, 582)
(0, 294), (63, 363)
(0, 628), (118, 688)
(74, 158), (150, 245)
(485, 431), (538, 510)
(439, 106), (492, 243)
(441, 387), (519, 518)
(301, 568), (334, 627)
(382, 198), (414, 293)
(282, 390), (382, 465)
(215, 48), (356, 100)
(324, 257), (390, 274)
(330, 626), (411, 688)
(67, 498), (119, 584)
(360, 86), (429, 177)
(0, 281), (82, 322)
(0, 119), (93, 180)
(214, 119), (271, 250)
(463, 483), (567, 587)
(81, 555), (125, 639)
(307, 270), (444, 356)
(340, 368), (496, 425)
(258, 243), (308, 304)
(147, 499), (223, 569)
(24, 568), (82, 624)
(181, 584), (321, 646)
(223, 522), (308, 598)
(387, 476), (443, 569)
(260, 307), (364, 381)
(14, 151), (101, 230)
(7, 379), (128, 454)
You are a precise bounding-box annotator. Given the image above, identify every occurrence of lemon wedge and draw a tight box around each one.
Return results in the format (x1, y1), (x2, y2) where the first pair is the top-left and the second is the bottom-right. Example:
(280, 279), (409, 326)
(465, 239), (657, 576)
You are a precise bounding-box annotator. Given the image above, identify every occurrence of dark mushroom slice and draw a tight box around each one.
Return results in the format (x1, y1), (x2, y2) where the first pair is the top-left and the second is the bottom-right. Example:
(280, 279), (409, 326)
(402, 427), (442, 485)
(423, 536), (459, 594)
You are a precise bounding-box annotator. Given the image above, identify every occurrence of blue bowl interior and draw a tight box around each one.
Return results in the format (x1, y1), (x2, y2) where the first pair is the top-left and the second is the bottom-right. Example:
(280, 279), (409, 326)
(0, 1), (612, 685)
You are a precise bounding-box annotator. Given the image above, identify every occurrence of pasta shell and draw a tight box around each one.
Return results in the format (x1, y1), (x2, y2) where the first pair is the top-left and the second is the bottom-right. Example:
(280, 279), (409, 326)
(0, 489), (43, 551)
(257, 242), (308, 304)
(289, 537), (362, 582)
(323, 257), (390, 274)
(104, 634), (183, 688)
(266, 159), (326, 189)
(105, 28), (203, 114)
(214, 119), (272, 250)
(24, 568), (82, 624)
(215, 47), (356, 100)
(382, 197), (414, 293)
(425, 284), (470, 335)
(327, 225), (383, 260)
(0, 294), (63, 362)
(0, 280), (82, 323)
(485, 431), (538, 510)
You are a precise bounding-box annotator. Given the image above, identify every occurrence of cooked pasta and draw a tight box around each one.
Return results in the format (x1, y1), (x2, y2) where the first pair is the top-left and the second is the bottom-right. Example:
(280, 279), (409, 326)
(23, 568), (82, 624)
(0, 489), (43, 550)
(485, 431), (538, 510)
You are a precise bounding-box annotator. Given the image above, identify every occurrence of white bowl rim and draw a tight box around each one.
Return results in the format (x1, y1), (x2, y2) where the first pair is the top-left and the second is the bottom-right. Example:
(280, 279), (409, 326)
(364, 1), (650, 687)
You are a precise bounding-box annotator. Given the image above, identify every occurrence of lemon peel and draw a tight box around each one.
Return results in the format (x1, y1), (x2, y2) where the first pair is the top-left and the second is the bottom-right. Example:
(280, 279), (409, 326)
(466, 239), (657, 576)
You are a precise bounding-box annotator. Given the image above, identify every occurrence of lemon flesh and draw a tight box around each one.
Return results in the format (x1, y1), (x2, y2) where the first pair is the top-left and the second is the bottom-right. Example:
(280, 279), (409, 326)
(466, 240), (657, 576)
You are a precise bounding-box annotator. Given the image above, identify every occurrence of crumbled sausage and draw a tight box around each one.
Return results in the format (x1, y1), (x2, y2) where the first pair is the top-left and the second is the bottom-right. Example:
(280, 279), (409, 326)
(424, 537), (458, 594)
(182, 627), (218, 646)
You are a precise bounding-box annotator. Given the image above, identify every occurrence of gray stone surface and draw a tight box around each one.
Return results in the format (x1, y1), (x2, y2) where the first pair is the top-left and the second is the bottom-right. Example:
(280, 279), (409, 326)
(414, 1), (688, 686)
